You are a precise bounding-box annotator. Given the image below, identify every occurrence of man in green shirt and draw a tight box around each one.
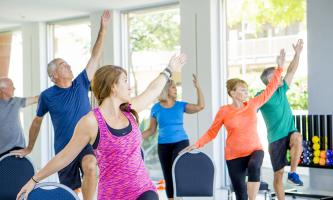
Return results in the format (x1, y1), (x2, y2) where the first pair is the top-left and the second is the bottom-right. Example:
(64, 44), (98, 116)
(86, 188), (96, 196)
(258, 39), (304, 200)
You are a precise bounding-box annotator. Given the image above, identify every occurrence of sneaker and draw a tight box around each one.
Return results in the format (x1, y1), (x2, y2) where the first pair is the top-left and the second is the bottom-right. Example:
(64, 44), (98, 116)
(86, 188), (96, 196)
(288, 172), (304, 186)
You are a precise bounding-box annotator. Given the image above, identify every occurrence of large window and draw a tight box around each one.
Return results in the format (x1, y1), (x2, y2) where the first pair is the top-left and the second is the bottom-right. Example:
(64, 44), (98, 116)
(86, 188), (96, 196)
(123, 6), (181, 182)
(0, 32), (12, 78)
(0, 30), (23, 127)
(0, 30), (23, 96)
(225, 0), (308, 181)
(48, 19), (91, 78)
(226, 0), (307, 110)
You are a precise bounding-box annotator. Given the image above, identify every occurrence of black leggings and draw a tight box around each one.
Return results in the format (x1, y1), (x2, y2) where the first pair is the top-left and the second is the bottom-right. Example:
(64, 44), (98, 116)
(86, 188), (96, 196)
(226, 150), (264, 200)
(137, 190), (159, 200)
(158, 140), (189, 198)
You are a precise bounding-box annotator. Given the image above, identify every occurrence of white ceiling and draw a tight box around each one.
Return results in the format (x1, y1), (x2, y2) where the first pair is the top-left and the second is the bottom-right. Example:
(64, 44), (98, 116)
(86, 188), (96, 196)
(0, 0), (177, 29)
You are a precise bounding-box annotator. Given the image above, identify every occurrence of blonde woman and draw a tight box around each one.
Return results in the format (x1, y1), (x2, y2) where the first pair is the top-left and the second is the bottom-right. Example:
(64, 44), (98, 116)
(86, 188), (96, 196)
(183, 50), (285, 200)
(142, 74), (205, 199)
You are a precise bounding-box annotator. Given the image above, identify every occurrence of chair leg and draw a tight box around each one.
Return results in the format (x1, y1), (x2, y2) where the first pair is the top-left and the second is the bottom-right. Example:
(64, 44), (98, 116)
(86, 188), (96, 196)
(264, 192), (267, 200)
(266, 190), (272, 200)
(228, 190), (233, 200)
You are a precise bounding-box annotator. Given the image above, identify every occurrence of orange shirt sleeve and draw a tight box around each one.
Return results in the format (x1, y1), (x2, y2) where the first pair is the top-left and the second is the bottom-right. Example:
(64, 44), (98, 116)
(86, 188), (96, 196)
(250, 67), (283, 108)
(195, 107), (224, 148)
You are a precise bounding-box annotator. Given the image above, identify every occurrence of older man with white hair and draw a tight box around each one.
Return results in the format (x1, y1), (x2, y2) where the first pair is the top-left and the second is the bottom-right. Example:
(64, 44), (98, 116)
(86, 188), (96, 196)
(0, 78), (38, 158)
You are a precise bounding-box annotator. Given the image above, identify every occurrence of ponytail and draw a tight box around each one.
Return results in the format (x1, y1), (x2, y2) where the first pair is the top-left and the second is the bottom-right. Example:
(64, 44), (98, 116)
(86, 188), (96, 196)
(119, 103), (139, 123)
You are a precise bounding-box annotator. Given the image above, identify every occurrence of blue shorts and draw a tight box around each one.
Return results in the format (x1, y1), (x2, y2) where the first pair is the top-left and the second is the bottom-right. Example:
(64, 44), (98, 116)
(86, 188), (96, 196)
(58, 144), (95, 190)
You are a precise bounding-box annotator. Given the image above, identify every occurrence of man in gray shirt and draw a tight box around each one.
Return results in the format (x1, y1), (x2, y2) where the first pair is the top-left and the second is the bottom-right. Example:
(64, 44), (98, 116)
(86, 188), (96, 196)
(0, 78), (38, 158)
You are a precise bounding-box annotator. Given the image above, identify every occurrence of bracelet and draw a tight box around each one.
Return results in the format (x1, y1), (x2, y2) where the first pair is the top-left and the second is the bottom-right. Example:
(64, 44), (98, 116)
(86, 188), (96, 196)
(160, 71), (170, 80)
(164, 71), (171, 78)
(162, 69), (171, 78)
(31, 176), (39, 183)
(164, 67), (172, 77)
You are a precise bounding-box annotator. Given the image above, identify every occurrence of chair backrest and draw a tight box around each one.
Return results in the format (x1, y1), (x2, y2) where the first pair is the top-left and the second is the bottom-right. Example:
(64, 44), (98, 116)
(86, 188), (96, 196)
(259, 181), (269, 191)
(23, 182), (80, 200)
(172, 150), (215, 197)
(0, 154), (35, 200)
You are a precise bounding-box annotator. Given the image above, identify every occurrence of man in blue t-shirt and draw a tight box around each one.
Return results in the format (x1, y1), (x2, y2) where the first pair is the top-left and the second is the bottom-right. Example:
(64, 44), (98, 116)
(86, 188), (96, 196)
(11, 11), (111, 200)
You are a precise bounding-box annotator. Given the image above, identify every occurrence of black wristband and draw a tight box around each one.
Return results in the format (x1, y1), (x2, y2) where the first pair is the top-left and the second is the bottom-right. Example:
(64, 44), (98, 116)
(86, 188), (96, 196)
(165, 67), (172, 77)
(160, 71), (170, 80)
(163, 70), (171, 78)
(31, 176), (39, 183)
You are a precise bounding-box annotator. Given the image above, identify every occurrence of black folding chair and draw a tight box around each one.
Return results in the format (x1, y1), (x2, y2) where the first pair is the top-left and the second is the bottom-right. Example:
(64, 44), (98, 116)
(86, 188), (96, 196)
(0, 154), (35, 199)
(20, 182), (80, 200)
(172, 150), (215, 198)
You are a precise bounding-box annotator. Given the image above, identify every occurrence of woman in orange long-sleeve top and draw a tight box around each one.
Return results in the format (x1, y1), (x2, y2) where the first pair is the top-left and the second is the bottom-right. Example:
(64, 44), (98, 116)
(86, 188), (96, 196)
(183, 50), (285, 200)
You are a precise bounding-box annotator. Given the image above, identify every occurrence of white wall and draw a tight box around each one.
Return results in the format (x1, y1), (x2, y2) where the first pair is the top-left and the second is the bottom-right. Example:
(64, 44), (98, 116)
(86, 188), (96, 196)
(307, 0), (333, 191)
(308, 0), (333, 114)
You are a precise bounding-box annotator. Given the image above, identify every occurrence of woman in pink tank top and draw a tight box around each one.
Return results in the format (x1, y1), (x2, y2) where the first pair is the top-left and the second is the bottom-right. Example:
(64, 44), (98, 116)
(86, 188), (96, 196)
(92, 108), (155, 199)
(17, 54), (187, 200)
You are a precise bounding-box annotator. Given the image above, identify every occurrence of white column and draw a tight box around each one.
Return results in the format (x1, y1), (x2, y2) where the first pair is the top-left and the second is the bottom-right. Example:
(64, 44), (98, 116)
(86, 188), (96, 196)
(180, 0), (228, 190)
(22, 22), (49, 170)
(308, 0), (333, 114)
(90, 10), (122, 66)
(307, 0), (333, 191)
